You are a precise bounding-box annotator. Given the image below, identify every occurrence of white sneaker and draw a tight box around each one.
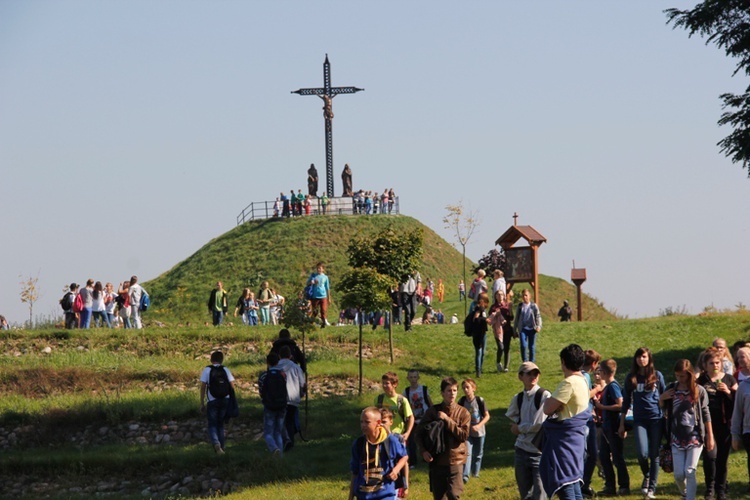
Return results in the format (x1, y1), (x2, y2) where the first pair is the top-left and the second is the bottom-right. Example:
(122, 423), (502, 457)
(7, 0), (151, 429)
(496, 362), (504, 373)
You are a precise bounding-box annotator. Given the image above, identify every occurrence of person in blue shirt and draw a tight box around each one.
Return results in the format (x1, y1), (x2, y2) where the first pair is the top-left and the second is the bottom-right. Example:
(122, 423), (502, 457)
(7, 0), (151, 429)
(307, 262), (330, 328)
(619, 347), (666, 500)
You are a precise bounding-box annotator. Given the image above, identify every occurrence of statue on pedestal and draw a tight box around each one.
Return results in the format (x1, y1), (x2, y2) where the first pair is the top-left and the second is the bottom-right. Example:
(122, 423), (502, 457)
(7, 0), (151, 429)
(341, 164), (353, 197)
(307, 164), (319, 197)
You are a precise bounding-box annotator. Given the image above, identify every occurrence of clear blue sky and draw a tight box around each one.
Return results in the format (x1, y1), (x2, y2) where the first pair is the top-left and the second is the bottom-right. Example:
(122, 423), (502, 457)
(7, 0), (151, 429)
(2, 1), (748, 324)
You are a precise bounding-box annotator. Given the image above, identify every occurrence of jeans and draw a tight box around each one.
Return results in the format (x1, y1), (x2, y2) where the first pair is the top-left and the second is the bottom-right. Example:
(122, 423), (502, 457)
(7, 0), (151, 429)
(263, 407), (286, 453)
(556, 482), (583, 500)
(130, 305), (142, 329)
(672, 444), (702, 499)
(600, 425), (630, 490)
(79, 308), (92, 329)
(245, 312), (258, 326)
(519, 328), (537, 362)
(703, 424), (730, 497)
(283, 404), (300, 448)
(212, 310), (223, 326)
(634, 419), (662, 492)
(259, 306), (270, 325)
(463, 435), (485, 480)
(515, 447), (546, 500)
(92, 310), (111, 328)
(401, 292), (416, 330)
(106, 312), (117, 327)
(473, 334), (486, 375)
(120, 307), (131, 329)
(583, 418), (598, 487)
(206, 397), (228, 448)
(64, 312), (77, 329)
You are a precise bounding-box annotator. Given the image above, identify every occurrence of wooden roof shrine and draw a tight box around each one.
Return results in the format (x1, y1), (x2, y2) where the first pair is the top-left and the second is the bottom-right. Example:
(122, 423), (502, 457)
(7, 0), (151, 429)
(495, 213), (547, 306)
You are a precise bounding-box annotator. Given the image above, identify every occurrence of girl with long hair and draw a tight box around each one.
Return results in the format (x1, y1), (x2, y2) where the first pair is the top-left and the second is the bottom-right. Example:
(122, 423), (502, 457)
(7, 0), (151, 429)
(619, 347), (666, 499)
(660, 359), (714, 500)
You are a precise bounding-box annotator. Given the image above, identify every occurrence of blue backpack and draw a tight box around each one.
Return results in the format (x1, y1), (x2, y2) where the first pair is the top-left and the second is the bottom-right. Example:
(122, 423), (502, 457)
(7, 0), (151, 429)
(140, 291), (151, 312)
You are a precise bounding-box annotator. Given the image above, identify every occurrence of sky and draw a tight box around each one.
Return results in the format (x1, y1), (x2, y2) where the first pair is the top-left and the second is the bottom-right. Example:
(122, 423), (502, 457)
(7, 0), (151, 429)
(2, 1), (749, 324)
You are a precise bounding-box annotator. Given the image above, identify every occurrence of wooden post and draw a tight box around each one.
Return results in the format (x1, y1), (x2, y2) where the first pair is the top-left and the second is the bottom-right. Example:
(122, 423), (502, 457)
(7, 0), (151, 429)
(571, 268), (587, 322)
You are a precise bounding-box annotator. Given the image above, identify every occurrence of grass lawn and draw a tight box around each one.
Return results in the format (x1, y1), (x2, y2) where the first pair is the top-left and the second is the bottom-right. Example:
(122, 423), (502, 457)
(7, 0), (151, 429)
(1, 309), (749, 499)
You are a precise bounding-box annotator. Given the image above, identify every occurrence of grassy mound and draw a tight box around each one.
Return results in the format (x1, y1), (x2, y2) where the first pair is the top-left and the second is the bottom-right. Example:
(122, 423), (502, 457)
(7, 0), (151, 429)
(144, 215), (615, 323)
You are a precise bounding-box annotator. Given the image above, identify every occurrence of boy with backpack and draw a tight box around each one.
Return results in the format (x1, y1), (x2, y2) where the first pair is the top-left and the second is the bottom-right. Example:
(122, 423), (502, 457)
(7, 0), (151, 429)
(505, 362), (551, 500)
(348, 406), (409, 500)
(259, 352), (288, 455)
(376, 372), (414, 445)
(199, 351), (235, 455)
(59, 283), (79, 329)
(403, 369), (432, 468)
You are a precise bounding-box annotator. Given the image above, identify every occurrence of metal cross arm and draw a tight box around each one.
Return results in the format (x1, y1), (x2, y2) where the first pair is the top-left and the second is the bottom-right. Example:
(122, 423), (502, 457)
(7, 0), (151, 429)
(291, 87), (364, 96)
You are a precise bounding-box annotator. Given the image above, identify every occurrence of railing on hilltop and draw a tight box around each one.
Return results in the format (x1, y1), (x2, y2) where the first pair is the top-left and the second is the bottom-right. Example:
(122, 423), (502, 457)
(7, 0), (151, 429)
(237, 196), (400, 225)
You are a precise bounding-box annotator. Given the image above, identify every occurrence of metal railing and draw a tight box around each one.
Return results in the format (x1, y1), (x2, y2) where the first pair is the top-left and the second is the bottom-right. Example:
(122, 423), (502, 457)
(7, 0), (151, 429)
(237, 197), (400, 225)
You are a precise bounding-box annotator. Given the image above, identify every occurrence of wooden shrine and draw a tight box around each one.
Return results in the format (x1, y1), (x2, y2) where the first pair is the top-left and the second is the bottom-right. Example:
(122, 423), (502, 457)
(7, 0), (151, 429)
(495, 213), (547, 306)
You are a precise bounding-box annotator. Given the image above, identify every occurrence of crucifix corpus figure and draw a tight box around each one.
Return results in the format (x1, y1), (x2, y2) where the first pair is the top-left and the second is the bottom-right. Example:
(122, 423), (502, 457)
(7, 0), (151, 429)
(308, 164), (319, 197)
(291, 55), (364, 198)
(341, 164), (353, 197)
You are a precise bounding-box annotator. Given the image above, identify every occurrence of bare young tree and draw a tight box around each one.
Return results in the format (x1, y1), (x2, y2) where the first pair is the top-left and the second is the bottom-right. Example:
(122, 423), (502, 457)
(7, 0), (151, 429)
(19, 272), (40, 329)
(443, 202), (480, 316)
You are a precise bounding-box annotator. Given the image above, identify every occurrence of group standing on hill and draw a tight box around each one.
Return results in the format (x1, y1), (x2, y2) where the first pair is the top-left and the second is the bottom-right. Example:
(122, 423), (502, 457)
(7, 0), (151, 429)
(59, 276), (148, 330)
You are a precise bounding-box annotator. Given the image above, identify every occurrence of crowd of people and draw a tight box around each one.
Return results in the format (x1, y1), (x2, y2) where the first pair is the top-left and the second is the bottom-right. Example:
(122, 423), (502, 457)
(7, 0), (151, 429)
(270, 187), (397, 217)
(208, 263), (331, 328)
(58, 276), (148, 330)
(342, 338), (750, 500)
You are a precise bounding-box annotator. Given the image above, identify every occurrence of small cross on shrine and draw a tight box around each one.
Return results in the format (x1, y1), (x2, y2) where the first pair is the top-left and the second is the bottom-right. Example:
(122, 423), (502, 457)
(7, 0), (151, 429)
(292, 55), (364, 198)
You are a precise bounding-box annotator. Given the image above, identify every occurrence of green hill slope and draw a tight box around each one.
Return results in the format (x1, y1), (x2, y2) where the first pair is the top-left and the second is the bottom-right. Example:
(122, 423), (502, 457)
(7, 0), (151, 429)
(145, 215), (616, 322)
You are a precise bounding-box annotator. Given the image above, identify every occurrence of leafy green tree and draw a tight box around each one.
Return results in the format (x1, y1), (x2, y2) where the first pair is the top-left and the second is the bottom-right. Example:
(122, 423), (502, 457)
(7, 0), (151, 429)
(346, 226), (424, 283)
(666, 2), (750, 174)
(337, 226), (423, 393)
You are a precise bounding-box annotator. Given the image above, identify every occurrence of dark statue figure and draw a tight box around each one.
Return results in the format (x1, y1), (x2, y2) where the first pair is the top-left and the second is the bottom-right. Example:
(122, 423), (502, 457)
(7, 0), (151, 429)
(307, 164), (319, 197)
(341, 164), (353, 197)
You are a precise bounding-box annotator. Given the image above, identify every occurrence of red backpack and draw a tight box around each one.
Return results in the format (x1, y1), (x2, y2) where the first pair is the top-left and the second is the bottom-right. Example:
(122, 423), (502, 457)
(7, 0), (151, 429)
(73, 293), (84, 313)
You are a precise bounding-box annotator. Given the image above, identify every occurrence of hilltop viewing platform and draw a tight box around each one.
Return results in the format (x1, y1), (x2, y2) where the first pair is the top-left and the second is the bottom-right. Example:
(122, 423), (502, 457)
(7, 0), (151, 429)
(236, 195), (400, 225)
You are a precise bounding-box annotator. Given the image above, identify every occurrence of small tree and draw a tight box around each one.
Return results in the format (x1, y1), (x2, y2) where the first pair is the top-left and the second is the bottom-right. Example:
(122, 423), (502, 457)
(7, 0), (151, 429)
(338, 226), (424, 393)
(338, 268), (393, 395)
(19, 273), (40, 329)
(443, 202), (480, 315)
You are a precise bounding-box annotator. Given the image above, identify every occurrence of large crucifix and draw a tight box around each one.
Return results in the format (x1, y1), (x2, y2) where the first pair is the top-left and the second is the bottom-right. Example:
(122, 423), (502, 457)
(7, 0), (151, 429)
(292, 54), (364, 198)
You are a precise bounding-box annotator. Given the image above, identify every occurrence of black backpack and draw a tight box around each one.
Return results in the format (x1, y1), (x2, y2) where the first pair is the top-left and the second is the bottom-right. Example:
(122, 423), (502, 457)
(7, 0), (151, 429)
(207, 365), (231, 399)
(463, 311), (474, 337)
(261, 368), (288, 410)
(60, 292), (74, 312)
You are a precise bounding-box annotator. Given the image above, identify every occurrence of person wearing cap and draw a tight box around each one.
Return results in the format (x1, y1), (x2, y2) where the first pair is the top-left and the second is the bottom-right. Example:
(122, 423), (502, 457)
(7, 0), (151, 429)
(506, 362), (551, 500)
(60, 283), (79, 329)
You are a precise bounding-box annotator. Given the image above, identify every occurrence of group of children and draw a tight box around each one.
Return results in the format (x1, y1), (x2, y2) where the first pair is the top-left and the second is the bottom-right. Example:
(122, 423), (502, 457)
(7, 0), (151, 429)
(349, 370), (490, 500)
(501, 340), (741, 500)
(347, 336), (750, 500)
